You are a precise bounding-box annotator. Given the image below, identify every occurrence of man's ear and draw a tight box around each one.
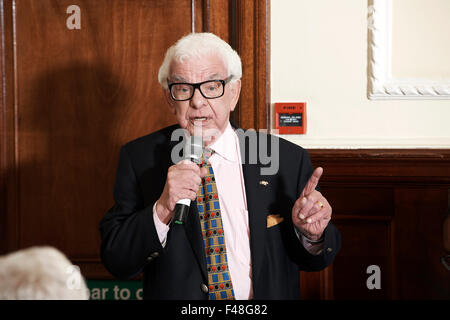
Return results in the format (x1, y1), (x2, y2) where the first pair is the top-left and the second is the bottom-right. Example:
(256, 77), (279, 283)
(229, 79), (241, 112)
(163, 89), (176, 114)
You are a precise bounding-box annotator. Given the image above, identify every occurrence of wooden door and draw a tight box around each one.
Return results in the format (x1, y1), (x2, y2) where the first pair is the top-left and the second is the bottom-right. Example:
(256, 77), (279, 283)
(0, 0), (270, 279)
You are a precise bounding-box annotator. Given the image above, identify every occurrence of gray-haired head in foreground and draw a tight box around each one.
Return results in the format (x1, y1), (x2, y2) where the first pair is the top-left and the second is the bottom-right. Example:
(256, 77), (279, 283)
(0, 246), (88, 300)
(158, 32), (242, 89)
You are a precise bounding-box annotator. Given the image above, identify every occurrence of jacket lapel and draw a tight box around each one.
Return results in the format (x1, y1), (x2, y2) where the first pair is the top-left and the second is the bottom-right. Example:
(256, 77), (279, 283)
(184, 202), (208, 280)
(240, 144), (266, 287)
(223, 122), (267, 288)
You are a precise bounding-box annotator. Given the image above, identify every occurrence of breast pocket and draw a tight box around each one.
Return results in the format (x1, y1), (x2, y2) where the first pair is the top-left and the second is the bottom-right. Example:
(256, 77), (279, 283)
(255, 182), (278, 214)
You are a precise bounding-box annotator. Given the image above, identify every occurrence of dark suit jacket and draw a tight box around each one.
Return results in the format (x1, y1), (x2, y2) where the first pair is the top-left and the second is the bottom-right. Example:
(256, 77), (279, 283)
(99, 123), (341, 299)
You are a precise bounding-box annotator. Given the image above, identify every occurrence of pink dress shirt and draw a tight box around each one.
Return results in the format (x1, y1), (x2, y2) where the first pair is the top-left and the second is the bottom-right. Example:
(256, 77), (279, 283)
(153, 123), (323, 299)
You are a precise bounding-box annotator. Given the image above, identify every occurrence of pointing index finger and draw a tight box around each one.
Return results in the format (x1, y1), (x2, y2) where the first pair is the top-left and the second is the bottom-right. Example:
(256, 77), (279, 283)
(301, 167), (323, 197)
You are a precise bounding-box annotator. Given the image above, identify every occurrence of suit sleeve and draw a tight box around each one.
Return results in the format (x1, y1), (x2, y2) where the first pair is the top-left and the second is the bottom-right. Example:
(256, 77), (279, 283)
(99, 146), (164, 279)
(290, 148), (341, 272)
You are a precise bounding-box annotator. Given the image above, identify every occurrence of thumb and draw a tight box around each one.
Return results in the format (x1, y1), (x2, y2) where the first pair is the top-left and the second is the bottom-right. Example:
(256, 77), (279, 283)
(200, 166), (208, 178)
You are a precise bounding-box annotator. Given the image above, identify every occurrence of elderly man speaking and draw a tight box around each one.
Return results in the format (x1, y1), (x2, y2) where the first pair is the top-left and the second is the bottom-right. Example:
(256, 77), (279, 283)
(100, 33), (340, 300)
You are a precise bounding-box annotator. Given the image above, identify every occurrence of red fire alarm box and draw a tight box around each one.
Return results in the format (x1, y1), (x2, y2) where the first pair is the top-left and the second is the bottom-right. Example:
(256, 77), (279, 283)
(274, 102), (306, 134)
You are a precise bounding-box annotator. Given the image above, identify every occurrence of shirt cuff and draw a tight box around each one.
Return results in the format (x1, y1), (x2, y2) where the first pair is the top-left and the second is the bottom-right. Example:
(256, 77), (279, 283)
(294, 227), (324, 256)
(153, 201), (170, 248)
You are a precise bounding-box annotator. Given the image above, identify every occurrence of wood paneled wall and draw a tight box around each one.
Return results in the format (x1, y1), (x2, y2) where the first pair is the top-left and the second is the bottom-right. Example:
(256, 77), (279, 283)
(0, 0), (270, 277)
(302, 150), (450, 300)
(1, 0), (448, 300)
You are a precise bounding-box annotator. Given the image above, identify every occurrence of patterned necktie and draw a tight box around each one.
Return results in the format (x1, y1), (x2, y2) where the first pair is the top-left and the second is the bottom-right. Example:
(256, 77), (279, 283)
(196, 149), (235, 300)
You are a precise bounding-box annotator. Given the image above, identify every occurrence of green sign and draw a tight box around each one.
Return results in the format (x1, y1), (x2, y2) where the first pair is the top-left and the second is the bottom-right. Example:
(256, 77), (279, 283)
(86, 280), (142, 300)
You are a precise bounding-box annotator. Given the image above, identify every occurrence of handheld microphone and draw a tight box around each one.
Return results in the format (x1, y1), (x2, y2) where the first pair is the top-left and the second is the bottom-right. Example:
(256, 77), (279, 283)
(173, 135), (204, 225)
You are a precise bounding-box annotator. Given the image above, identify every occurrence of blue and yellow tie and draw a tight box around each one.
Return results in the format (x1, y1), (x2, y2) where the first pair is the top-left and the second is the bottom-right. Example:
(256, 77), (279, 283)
(196, 150), (235, 300)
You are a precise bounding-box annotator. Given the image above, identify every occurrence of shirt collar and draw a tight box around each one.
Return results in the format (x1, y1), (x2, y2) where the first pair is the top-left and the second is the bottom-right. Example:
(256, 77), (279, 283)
(208, 122), (238, 163)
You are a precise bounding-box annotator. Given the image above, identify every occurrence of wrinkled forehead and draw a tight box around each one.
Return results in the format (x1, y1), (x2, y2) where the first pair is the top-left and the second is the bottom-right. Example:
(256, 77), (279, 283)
(168, 53), (228, 82)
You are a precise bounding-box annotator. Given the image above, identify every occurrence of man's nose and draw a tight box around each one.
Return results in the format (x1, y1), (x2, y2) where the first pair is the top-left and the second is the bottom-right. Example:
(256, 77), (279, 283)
(190, 87), (207, 109)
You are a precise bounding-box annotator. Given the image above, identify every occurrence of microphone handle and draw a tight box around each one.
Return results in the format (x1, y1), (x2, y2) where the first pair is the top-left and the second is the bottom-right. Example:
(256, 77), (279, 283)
(173, 199), (191, 225)
(173, 153), (202, 225)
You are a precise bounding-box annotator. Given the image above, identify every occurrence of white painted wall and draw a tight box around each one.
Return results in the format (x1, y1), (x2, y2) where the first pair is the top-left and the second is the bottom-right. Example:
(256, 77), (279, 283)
(271, 0), (450, 148)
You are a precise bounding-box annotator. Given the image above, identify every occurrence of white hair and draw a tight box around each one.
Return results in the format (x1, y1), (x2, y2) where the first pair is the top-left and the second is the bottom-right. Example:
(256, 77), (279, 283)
(0, 246), (89, 300)
(158, 32), (242, 89)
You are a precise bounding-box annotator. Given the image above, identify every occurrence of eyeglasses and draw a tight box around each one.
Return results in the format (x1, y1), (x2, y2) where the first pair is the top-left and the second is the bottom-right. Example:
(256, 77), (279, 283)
(167, 76), (233, 101)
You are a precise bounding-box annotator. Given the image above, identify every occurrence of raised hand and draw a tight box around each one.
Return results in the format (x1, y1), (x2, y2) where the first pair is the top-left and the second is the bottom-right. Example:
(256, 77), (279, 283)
(291, 167), (332, 241)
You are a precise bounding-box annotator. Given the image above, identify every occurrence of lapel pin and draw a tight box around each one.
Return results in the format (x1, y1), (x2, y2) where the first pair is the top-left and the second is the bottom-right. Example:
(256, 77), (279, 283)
(259, 180), (269, 186)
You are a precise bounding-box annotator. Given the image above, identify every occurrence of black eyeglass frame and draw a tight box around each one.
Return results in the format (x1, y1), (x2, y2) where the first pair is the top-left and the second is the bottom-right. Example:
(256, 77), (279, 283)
(167, 75), (233, 101)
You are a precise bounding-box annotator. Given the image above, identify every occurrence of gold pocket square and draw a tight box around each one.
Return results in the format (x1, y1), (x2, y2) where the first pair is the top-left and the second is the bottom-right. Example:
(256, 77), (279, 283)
(259, 180), (269, 186)
(267, 214), (284, 228)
